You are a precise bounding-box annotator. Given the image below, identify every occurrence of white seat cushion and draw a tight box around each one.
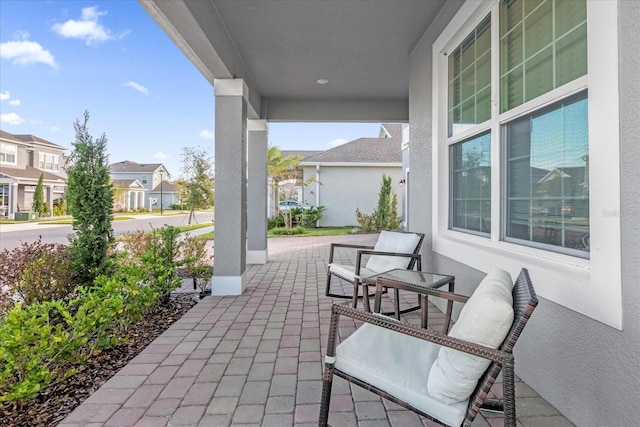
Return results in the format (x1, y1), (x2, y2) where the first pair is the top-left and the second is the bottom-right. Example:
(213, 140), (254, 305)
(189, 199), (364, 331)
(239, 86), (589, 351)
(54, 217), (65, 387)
(427, 268), (514, 404)
(328, 263), (377, 282)
(335, 323), (470, 426)
(366, 231), (421, 273)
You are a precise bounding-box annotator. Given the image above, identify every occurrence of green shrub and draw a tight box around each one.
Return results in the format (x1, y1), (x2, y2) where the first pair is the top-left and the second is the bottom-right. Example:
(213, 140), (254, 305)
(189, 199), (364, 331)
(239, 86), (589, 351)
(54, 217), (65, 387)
(292, 206), (326, 228)
(270, 226), (306, 235)
(170, 203), (187, 210)
(268, 215), (285, 229)
(0, 238), (74, 315)
(355, 175), (402, 232)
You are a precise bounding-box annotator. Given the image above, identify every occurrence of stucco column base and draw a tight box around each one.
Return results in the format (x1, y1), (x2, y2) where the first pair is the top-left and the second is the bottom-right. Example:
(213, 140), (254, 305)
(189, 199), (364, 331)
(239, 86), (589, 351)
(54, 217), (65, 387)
(211, 273), (247, 296)
(247, 249), (268, 265)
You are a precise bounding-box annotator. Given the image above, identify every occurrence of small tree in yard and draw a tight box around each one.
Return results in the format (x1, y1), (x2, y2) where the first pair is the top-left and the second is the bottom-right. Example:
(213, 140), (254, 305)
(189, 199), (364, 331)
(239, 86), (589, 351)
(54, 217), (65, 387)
(176, 146), (214, 224)
(65, 111), (114, 285)
(355, 174), (402, 232)
(33, 172), (46, 216)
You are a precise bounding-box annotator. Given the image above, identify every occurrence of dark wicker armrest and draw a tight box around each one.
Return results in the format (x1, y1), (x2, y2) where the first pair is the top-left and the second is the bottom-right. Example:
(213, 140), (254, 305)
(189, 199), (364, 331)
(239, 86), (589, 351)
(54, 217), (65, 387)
(326, 304), (507, 364)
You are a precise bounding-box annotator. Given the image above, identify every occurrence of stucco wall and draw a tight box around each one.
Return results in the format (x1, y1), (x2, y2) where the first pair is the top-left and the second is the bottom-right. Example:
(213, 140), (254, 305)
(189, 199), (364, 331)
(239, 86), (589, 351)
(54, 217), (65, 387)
(408, 1), (639, 425)
(303, 165), (402, 227)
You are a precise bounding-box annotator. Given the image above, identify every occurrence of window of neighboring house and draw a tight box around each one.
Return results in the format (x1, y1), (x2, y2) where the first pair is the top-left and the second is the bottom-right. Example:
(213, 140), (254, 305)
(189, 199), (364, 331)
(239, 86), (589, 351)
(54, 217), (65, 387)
(435, 0), (620, 327)
(141, 175), (148, 185)
(38, 153), (59, 171)
(0, 142), (17, 165)
(0, 184), (9, 208)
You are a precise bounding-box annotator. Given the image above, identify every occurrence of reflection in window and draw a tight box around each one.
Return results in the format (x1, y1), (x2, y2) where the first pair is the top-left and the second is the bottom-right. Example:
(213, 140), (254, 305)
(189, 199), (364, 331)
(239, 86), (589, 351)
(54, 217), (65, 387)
(500, 0), (587, 112)
(450, 132), (491, 234)
(504, 91), (589, 256)
(448, 15), (491, 137)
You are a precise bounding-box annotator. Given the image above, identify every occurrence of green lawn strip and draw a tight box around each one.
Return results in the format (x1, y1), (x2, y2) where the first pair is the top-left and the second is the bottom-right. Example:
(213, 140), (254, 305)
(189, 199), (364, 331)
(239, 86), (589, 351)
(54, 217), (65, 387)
(195, 226), (354, 241)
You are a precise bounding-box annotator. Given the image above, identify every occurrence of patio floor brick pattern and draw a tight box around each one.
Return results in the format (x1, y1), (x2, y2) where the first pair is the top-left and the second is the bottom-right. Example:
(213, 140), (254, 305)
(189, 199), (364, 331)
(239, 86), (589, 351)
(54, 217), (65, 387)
(58, 234), (573, 427)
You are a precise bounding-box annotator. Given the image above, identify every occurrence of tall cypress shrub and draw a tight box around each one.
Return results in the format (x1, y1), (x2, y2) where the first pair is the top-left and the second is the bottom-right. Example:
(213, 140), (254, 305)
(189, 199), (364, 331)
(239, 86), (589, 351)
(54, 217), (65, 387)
(33, 173), (46, 216)
(65, 111), (114, 285)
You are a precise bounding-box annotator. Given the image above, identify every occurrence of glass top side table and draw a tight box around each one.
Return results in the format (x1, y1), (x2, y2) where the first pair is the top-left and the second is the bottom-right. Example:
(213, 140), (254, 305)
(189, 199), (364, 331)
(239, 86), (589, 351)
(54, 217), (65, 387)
(363, 269), (455, 331)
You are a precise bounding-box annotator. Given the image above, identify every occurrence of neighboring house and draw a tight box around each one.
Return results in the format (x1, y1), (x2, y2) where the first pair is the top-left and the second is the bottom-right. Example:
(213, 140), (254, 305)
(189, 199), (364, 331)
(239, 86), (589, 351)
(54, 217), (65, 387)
(144, 2), (640, 425)
(301, 123), (403, 227)
(0, 130), (67, 219)
(109, 161), (175, 211)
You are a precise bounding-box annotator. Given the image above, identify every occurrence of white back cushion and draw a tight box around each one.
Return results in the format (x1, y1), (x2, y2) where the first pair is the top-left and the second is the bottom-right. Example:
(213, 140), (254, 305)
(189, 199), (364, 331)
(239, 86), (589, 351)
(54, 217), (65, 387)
(365, 231), (421, 273)
(427, 268), (514, 404)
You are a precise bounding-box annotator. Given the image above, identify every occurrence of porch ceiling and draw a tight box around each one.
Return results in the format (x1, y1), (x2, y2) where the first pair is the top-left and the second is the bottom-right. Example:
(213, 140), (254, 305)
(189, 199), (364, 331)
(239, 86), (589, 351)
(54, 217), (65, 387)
(139, 0), (446, 122)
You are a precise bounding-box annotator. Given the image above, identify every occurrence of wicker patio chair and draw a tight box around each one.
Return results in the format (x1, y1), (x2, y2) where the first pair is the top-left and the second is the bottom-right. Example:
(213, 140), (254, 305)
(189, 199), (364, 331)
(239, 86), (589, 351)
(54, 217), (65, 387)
(320, 268), (538, 427)
(325, 230), (425, 310)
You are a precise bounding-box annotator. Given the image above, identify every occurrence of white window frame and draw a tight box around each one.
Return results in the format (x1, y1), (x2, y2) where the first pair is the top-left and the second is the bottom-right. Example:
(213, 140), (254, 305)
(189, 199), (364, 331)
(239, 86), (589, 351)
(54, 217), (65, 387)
(432, 0), (621, 329)
(0, 142), (17, 165)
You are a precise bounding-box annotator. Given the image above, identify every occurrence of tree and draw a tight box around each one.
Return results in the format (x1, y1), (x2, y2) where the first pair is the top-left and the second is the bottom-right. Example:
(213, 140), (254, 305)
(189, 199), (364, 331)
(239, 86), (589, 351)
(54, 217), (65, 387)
(268, 146), (303, 226)
(176, 146), (214, 224)
(65, 111), (114, 285)
(33, 172), (46, 216)
(355, 174), (402, 232)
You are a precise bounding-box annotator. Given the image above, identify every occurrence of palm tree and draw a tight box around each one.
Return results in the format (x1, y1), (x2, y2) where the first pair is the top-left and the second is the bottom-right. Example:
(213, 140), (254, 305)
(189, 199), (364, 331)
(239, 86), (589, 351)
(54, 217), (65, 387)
(267, 146), (301, 216)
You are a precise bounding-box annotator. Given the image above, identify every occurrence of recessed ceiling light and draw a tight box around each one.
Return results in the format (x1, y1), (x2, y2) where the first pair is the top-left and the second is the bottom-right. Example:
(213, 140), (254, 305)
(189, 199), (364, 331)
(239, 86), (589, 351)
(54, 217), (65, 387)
(316, 79), (329, 85)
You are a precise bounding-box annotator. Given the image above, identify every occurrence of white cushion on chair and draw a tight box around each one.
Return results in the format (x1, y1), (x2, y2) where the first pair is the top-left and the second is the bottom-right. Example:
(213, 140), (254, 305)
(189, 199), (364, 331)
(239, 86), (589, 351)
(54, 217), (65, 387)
(427, 268), (514, 404)
(335, 323), (470, 426)
(327, 263), (377, 282)
(365, 231), (421, 273)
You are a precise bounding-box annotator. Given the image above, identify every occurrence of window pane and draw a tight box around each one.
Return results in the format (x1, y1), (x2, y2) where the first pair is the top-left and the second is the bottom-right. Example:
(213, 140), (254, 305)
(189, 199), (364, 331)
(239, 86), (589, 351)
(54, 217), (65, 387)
(505, 91), (589, 256)
(450, 132), (491, 234)
(448, 15), (491, 137)
(500, 0), (587, 112)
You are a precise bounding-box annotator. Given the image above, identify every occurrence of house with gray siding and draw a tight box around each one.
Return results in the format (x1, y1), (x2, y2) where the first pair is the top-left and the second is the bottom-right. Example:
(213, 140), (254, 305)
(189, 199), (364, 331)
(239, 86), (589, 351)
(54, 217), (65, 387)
(301, 123), (403, 227)
(140, 1), (639, 425)
(0, 130), (67, 218)
(109, 160), (175, 211)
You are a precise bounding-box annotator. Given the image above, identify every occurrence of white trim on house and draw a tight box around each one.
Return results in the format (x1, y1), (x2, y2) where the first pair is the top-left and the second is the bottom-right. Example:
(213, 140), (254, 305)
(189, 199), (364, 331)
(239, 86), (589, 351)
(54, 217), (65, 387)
(431, 0), (622, 329)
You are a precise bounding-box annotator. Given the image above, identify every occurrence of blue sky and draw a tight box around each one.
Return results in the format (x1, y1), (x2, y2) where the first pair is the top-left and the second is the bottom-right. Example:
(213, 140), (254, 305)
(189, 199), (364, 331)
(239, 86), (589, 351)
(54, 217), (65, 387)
(0, 1), (380, 177)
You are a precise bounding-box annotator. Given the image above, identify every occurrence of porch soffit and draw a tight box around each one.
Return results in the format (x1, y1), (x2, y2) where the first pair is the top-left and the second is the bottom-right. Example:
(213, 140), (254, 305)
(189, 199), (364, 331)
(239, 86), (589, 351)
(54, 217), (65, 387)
(139, 0), (446, 122)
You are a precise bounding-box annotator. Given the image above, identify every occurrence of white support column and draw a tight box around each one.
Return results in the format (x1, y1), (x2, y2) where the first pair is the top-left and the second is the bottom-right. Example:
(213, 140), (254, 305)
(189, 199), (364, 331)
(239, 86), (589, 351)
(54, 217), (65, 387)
(48, 184), (55, 214)
(10, 183), (18, 218)
(126, 191), (131, 211)
(247, 119), (269, 264)
(212, 78), (249, 295)
(140, 191), (145, 209)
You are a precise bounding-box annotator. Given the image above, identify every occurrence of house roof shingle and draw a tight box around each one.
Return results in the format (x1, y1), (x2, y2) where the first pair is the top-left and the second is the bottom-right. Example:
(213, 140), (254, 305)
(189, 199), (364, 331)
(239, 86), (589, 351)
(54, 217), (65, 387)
(0, 165), (66, 182)
(301, 123), (403, 164)
(110, 160), (164, 174)
(14, 134), (66, 150)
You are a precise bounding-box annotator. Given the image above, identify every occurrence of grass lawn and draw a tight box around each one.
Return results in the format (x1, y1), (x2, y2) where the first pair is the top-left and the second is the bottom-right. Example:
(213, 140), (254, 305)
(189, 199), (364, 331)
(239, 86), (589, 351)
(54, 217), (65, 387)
(195, 226), (358, 241)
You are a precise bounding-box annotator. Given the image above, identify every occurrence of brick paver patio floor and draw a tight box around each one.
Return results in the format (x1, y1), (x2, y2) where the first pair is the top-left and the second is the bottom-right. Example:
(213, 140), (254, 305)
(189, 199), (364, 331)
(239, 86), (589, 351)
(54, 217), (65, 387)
(59, 234), (574, 427)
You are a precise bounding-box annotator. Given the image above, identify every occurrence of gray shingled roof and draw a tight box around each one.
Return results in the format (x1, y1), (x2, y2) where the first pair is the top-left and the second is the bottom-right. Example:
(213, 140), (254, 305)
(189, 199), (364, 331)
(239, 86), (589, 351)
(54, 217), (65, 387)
(110, 161), (163, 173)
(0, 165), (66, 181)
(300, 123), (402, 164)
(14, 134), (66, 150)
(0, 130), (25, 143)
(152, 180), (177, 192)
(281, 150), (323, 160)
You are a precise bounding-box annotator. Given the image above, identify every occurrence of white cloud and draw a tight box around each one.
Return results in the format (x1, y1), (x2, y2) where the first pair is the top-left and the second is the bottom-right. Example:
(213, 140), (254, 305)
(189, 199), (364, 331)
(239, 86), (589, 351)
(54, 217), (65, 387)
(0, 40), (57, 68)
(1, 113), (26, 125)
(154, 151), (169, 160)
(124, 81), (149, 95)
(9, 99), (21, 106)
(50, 126), (60, 132)
(0, 91), (9, 100)
(199, 130), (215, 141)
(329, 138), (348, 147)
(52, 6), (119, 45)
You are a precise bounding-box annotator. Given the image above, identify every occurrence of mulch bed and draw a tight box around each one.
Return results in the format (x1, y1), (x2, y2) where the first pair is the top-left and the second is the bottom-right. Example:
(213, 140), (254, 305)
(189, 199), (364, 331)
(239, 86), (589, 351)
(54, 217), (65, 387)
(0, 293), (198, 427)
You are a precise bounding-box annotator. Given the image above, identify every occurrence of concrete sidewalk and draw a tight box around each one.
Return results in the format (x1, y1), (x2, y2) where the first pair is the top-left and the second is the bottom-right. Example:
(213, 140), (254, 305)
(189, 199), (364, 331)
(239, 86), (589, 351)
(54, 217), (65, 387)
(58, 235), (573, 427)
